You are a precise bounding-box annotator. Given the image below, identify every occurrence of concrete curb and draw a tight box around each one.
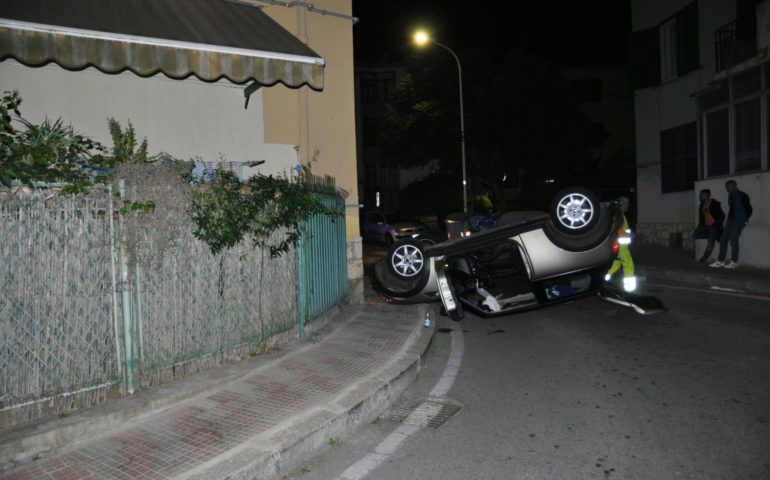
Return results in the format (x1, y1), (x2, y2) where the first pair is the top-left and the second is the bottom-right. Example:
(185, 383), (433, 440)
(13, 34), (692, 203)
(179, 303), (434, 480)
(0, 306), (345, 470)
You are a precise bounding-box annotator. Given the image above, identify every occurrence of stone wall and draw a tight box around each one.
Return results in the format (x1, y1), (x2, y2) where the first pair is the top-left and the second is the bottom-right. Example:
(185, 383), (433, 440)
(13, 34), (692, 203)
(636, 222), (696, 250)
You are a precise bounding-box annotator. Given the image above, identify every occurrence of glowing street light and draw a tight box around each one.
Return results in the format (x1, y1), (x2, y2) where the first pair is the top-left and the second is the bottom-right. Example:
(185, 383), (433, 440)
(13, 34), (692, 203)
(413, 29), (468, 213)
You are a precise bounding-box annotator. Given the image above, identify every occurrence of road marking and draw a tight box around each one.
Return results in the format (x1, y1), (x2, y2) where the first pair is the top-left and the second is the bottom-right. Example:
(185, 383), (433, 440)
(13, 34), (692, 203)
(647, 282), (770, 302)
(709, 285), (743, 293)
(337, 323), (465, 480)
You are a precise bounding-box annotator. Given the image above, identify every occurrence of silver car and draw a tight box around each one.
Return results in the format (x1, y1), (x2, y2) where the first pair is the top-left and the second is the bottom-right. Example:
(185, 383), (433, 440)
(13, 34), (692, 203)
(361, 211), (439, 246)
(371, 187), (657, 318)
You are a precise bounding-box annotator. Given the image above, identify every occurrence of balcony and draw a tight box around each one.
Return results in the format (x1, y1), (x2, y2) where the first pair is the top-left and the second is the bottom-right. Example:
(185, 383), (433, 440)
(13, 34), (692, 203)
(715, 19), (757, 73)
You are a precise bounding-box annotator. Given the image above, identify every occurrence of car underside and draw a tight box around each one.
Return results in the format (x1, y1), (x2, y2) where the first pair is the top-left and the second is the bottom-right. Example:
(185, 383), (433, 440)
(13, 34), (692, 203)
(371, 187), (663, 318)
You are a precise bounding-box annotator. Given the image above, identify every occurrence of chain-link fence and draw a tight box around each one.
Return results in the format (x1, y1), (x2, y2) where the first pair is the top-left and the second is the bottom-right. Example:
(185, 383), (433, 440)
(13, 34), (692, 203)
(0, 187), (120, 429)
(1, 166), (302, 429)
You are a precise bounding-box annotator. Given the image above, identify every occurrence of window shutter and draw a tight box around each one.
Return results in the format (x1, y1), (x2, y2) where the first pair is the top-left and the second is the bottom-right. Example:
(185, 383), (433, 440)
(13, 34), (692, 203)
(631, 27), (660, 89)
(676, 2), (699, 76)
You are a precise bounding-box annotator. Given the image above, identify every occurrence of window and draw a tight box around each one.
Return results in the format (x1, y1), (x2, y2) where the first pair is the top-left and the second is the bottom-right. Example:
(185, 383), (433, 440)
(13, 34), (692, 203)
(360, 72), (396, 103)
(660, 123), (697, 193)
(705, 109), (730, 177)
(699, 65), (768, 178)
(660, 19), (678, 83)
(734, 99), (761, 172)
(362, 118), (381, 147)
(631, 2), (698, 88)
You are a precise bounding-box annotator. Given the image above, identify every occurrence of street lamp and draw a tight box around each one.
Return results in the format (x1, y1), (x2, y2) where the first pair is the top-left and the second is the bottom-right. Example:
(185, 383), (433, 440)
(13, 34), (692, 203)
(413, 30), (468, 213)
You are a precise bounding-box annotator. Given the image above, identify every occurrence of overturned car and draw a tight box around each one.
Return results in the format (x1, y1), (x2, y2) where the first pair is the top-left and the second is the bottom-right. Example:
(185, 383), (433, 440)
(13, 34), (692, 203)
(372, 187), (663, 319)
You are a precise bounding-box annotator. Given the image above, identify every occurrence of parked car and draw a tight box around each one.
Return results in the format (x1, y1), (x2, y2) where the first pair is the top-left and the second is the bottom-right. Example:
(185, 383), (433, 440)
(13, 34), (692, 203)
(371, 187), (663, 318)
(361, 211), (440, 246)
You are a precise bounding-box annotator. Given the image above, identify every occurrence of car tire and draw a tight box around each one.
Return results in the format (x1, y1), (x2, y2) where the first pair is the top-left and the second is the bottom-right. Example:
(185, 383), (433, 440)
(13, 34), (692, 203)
(371, 258), (430, 299)
(549, 186), (599, 235)
(543, 196), (616, 252)
(418, 233), (441, 246)
(387, 239), (426, 279)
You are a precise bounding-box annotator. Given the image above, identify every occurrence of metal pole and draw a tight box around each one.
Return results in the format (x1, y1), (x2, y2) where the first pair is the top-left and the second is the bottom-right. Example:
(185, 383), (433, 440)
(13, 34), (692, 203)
(107, 185), (123, 383)
(435, 41), (467, 213)
(118, 179), (135, 394)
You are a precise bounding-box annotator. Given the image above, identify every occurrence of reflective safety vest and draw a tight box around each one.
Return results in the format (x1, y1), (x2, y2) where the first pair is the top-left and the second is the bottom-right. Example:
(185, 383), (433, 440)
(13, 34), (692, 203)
(606, 214), (636, 291)
(617, 216), (632, 245)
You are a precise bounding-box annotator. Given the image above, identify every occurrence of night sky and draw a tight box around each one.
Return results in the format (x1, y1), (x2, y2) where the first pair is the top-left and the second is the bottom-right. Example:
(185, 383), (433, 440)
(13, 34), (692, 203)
(352, 0), (632, 67)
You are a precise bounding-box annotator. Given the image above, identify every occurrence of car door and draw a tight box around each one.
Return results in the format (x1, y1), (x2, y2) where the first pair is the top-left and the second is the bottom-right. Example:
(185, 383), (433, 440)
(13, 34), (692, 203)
(363, 212), (385, 243)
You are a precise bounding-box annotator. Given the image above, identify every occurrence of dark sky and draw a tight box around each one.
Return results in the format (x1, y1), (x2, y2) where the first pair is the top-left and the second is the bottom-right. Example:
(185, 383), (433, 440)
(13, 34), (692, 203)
(352, 1), (632, 67)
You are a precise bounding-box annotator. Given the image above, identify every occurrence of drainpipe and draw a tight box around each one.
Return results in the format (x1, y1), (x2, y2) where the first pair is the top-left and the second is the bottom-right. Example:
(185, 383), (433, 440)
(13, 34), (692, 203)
(297, 5), (311, 166)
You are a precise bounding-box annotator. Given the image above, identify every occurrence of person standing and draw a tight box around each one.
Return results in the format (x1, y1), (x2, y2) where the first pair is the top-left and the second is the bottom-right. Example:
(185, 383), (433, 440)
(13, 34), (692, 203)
(710, 180), (752, 269)
(605, 196), (636, 291)
(695, 189), (725, 263)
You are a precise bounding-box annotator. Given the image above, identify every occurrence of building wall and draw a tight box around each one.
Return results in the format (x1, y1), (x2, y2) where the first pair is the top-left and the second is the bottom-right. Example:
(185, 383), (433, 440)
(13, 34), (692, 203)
(634, 71), (703, 230)
(259, 1), (362, 298)
(0, 60), (269, 165)
(354, 63), (406, 211)
(631, 0), (770, 268)
(260, 1), (358, 235)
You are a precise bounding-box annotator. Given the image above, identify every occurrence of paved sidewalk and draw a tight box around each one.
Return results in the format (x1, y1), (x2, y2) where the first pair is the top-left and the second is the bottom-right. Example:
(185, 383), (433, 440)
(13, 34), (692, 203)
(634, 245), (770, 296)
(1, 300), (432, 480)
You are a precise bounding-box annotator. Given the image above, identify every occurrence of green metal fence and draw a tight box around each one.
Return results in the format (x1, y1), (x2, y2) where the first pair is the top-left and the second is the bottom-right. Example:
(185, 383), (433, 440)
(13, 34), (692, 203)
(296, 185), (349, 337)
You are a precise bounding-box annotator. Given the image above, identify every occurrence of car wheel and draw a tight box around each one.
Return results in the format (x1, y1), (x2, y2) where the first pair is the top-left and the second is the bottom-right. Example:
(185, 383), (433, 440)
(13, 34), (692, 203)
(418, 233), (441, 246)
(550, 186), (599, 235)
(387, 239), (425, 279)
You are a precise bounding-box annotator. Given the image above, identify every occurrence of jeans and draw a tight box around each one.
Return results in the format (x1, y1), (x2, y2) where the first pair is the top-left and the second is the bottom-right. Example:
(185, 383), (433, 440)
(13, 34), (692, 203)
(717, 221), (746, 262)
(701, 226), (720, 260)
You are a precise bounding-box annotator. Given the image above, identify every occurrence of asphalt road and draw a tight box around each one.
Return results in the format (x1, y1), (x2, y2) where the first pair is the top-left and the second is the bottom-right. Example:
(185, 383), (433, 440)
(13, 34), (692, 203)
(288, 271), (770, 480)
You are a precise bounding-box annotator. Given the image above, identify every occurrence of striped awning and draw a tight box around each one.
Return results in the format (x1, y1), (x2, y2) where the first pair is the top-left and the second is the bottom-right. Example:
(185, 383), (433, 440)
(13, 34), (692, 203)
(0, 0), (324, 90)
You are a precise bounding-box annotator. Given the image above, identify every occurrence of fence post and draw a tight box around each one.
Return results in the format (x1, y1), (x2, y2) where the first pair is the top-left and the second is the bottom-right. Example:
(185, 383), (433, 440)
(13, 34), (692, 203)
(108, 185), (124, 385)
(296, 228), (308, 338)
(118, 179), (136, 394)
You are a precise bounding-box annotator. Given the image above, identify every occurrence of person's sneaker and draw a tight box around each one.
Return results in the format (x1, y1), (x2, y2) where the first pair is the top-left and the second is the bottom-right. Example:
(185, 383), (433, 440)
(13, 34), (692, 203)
(709, 260), (724, 268)
(724, 261), (739, 269)
(698, 257), (708, 264)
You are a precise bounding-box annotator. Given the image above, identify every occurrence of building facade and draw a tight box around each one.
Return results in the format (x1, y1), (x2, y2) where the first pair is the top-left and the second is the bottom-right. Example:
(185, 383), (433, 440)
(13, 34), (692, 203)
(631, 0), (770, 268)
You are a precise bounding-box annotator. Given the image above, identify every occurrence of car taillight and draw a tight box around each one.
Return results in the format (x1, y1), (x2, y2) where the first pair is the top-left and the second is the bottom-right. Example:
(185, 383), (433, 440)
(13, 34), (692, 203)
(611, 239), (619, 256)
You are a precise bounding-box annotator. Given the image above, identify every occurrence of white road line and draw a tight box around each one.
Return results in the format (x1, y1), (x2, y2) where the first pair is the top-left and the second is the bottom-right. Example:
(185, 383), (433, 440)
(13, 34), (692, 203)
(646, 282), (770, 302)
(337, 326), (465, 480)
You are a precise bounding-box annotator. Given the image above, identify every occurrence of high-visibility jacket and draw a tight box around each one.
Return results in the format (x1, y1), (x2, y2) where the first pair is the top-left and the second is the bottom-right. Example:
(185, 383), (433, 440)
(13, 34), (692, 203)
(617, 216), (632, 246)
(606, 215), (636, 291)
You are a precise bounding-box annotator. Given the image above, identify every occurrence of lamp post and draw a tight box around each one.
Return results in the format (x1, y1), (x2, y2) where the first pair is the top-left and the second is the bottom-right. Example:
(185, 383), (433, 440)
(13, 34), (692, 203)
(413, 30), (468, 213)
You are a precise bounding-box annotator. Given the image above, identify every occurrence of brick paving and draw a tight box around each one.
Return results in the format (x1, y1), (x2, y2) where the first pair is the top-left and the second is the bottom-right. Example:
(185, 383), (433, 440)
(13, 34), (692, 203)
(2, 306), (419, 480)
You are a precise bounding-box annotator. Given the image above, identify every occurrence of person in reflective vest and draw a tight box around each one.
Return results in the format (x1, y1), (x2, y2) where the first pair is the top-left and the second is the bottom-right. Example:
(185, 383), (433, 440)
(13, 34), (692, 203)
(604, 196), (636, 292)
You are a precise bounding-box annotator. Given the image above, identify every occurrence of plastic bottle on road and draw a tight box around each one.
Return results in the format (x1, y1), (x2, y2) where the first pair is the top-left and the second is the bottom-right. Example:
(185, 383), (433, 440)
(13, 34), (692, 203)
(423, 312), (431, 328)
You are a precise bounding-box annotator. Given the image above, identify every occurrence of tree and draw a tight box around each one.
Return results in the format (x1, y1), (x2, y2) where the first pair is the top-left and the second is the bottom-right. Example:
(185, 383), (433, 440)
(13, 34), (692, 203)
(380, 48), (605, 212)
